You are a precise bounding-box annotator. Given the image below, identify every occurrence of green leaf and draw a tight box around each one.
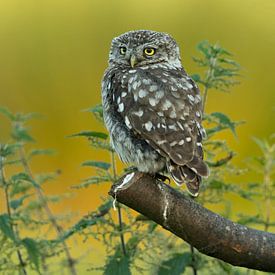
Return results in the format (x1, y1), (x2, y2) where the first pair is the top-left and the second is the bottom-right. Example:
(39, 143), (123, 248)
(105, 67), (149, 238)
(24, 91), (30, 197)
(210, 112), (237, 136)
(12, 125), (34, 142)
(190, 74), (201, 82)
(72, 175), (111, 189)
(68, 131), (108, 140)
(11, 172), (32, 183)
(104, 248), (131, 275)
(22, 238), (40, 269)
(10, 194), (31, 210)
(0, 214), (17, 242)
(208, 179), (224, 189)
(86, 104), (103, 116)
(0, 107), (15, 120)
(0, 143), (21, 157)
(82, 161), (111, 170)
(252, 137), (269, 153)
(237, 214), (264, 226)
(98, 200), (113, 213)
(28, 149), (55, 158)
(11, 172), (40, 188)
(197, 41), (211, 58)
(158, 253), (192, 275)
(60, 200), (112, 241)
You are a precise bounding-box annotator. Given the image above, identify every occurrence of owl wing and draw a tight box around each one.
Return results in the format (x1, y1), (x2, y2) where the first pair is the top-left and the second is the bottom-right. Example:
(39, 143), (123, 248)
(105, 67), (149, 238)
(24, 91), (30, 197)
(119, 67), (208, 176)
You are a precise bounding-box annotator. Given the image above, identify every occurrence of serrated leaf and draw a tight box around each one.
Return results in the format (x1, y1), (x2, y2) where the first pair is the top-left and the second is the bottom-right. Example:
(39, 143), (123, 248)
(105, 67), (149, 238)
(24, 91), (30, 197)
(158, 252), (192, 275)
(190, 74), (201, 82)
(0, 214), (17, 242)
(197, 41), (211, 58)
(98, 200), (113, 213)
(61, 217), (98, 242)
(210, 112), (237, 136)
(0, 143), (21, 157)
(82, 161), (110, 170)
(104, 247), (131, 275)
(61, 200), (112, 241)
(0, 107), (15, 120)
(208, 179), (224, 189)
(22, 238), (40, 269)
(10, 194), (31, 210)
(72, 175), (111, 189)
(68, 131), (108, 140)
(11, 172), (40, 188)
(86, 104), (103, 116)
(11, 172), (32, 183)
(11, 125), (34, 142)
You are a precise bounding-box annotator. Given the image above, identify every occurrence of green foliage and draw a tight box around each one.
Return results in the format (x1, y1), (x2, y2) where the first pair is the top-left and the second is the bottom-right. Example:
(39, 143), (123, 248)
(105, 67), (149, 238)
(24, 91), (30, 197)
(157, 253), (192, 275)
(104, 246), (131, 275)
(0, 41), (273, 275)
(81, 161), (111, 170)
(192, 40), (240, 92)
(0, 214), (17, 242)
(0, 109), (76, 274)
(21, 238), (41, 269)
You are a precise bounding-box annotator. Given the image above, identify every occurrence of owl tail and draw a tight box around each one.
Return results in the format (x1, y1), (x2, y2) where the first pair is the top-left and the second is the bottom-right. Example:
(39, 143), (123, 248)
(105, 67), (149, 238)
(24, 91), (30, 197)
(167, 159), (209, 197)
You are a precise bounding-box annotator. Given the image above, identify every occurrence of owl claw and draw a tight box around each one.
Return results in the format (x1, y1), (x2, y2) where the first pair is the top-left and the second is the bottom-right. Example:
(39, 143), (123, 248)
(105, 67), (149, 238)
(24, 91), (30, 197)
(154, 173), (171, 184)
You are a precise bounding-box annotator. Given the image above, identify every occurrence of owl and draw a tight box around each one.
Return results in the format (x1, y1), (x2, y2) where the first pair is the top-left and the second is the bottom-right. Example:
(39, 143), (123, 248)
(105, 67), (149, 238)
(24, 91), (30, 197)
(101, 30), (209, 196)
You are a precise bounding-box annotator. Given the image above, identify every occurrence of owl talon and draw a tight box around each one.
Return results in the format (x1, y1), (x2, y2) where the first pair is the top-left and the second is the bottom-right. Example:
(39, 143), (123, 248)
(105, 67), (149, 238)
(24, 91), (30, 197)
(154, 173), (170, 184)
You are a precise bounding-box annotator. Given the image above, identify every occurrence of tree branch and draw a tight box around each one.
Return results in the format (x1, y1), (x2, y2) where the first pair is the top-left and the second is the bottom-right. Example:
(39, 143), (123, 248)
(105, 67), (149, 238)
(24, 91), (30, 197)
(109, 172), (275, 273)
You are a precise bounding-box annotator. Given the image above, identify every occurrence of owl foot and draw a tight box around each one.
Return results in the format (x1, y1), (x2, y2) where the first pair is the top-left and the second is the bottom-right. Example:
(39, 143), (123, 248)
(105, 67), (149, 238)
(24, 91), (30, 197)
(154, 173), (171, 184)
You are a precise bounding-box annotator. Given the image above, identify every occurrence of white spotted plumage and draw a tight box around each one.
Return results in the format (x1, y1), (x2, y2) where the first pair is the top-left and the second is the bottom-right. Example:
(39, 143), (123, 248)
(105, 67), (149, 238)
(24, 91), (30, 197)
(102, 30), (209, 196)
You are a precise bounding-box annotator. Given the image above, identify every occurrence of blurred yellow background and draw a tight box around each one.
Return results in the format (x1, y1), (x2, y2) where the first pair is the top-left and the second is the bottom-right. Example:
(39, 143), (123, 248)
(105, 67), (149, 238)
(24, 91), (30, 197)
(0, 0), (274, 272)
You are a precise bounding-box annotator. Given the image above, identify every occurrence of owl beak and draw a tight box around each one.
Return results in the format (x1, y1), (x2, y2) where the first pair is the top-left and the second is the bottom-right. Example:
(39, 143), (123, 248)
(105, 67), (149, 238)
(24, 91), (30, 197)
(130, 55), (138, 68)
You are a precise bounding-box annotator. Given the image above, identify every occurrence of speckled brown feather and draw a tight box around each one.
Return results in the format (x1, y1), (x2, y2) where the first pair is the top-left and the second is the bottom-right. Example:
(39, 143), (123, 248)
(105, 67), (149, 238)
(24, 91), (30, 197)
(102, 30), (209, 196)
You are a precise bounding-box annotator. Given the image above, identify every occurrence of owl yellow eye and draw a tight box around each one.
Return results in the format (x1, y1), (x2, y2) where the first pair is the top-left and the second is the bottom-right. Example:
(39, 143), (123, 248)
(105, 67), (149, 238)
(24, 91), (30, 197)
(144, 48), (156, 56)
(120, 47), (127, 55)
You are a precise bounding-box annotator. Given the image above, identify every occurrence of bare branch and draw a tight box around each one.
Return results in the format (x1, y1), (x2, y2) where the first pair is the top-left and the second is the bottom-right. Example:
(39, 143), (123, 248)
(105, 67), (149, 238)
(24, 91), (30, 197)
(109, 172), (275, 273)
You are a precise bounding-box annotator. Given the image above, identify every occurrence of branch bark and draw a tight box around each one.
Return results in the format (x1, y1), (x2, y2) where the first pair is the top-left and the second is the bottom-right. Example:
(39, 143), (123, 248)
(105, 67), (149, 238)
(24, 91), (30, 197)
(109, 172), (275, 273)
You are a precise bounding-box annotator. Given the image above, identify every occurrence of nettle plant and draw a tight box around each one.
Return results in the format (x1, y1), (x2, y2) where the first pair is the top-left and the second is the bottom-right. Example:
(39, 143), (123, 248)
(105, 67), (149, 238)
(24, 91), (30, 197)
(0, 41), (274, 275)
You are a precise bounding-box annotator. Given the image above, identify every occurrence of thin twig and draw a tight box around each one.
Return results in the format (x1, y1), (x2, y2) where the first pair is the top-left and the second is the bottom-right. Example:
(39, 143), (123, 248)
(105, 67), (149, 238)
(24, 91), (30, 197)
(202, 86), (208, 114)
(263, 146), (273, 232)
(0, 154), (27, 275)
(190, 245), (197, 275)
(111, 151), (127, 255)
(206, 152), (234, 167)
(201, 46), (218, 114)
(18, 146), (77, 275)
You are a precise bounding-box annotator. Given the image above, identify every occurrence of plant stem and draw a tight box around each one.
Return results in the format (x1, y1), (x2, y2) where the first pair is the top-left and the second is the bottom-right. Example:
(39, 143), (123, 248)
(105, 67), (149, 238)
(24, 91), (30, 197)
(202, 46), (218, 114)
(190, 245), (197, 275)
(111, 151), (127, 256)
(0, 154), (27, 275)
(202, 86), (208, 115)
(18, 146), (77, 275)
(263, 146), (273, 232)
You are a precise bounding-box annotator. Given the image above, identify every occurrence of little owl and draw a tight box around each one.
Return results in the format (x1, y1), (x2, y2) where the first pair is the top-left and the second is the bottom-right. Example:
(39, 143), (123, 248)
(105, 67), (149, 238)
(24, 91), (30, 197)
(101, 30), (209, 196)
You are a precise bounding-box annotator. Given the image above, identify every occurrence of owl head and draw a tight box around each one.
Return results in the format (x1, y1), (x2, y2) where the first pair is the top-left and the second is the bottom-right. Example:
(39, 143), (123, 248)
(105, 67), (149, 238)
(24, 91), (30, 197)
(108, 30), (181, 68)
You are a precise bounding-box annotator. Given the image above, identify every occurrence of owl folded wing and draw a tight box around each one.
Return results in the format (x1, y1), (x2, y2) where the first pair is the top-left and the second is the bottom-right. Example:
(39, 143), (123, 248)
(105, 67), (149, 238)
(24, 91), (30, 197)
(122, 73), (204, 167)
